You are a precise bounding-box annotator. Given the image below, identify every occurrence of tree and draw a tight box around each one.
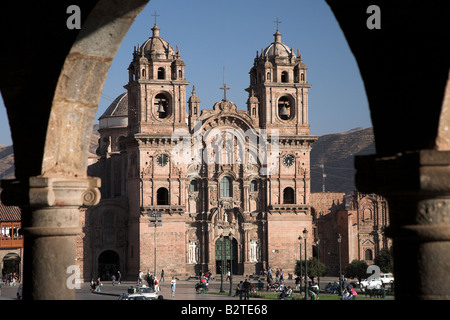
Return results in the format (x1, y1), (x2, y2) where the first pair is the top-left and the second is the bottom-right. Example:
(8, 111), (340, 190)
(295, 258), (326, 282)
(374, 247), (393, 273)
(345, 260), (369, 283)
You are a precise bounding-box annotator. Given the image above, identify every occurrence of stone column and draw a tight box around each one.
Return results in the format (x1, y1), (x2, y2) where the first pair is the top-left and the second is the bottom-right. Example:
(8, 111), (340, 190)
(355, 150), (450, 299)
(2, 176), (100, 300)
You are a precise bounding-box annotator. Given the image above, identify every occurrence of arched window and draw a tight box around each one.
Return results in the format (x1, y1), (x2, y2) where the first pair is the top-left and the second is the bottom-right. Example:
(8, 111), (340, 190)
(281, 71), (288, 83)
(157, 187), (169, 205)
(301, 73), (305, 82)
(189, 180), (198, 192)
(267, 72), (271, 81)
(178, 70), (183, 79)
(220, 177), (232, 198)
(283, 187), (295, 204)
(250, 180), (258, 192)
(365, 249), (373, 260)
(278, 96), (291, 120)
(142, 68), (146, 78)
(154, 93), (170, 119)
(157, 67), (165, 79)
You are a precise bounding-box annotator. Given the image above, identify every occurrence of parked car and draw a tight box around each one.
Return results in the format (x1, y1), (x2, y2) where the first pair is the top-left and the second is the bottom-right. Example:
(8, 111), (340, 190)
(360, 278), (382, 289)
(124, 285), (163, 300)
(380, 273), (394, 284)
(118, 293), (155, 300)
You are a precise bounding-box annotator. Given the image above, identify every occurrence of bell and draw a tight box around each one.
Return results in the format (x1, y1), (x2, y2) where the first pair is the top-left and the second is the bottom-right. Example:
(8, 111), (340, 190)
(158, 101), (165, 113)
(280, 104), (289, 116)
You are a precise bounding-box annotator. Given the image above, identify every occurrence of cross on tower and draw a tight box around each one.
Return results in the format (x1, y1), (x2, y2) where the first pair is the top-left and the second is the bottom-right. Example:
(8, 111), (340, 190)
(273, 17), (282, 30)
(152, 11), (160, 25)
(220, 84), (230, 101)
(220, 67), (230, 101)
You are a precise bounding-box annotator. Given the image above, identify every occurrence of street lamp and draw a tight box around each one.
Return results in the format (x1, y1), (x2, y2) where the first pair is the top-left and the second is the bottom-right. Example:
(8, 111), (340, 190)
(148, 209), (162, 277)
(298, 235), (302, 296)
(303, 228), (308, 300)
(316, 238), (320, 290)
(228, 232), (233, 296)
(338, 233), (342, 295)
(219, 235), (225, 293)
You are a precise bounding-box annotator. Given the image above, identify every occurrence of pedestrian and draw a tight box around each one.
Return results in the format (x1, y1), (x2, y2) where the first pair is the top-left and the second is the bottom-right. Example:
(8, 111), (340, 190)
(238, 281), (244, 300)
(161, 269), (165, 282)
(154, 277), (160, 292)
(138, 270), (143, 285)
(111, 274), (116, 286)
(95, 277), (101, 292)
(171, 276), (176, 298)
(117, 271), (121, 284)
(243, 279), (250, 300)
(226, 269), (231, 281)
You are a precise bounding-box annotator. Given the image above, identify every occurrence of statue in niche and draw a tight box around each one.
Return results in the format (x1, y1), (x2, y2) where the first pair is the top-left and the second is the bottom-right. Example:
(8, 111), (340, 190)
(249, 240), (260, 262)
(188, 240), (199, 264)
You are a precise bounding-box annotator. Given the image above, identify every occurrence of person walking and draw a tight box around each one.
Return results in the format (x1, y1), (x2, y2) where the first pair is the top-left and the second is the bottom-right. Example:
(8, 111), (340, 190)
(117, 271), (121, 284)
(171, 277), (177, 298)
(95, 277), (101, 292)
(111, 274), (116, 286)
(161, 269), (165, 282)
(243, 279), (250, 300)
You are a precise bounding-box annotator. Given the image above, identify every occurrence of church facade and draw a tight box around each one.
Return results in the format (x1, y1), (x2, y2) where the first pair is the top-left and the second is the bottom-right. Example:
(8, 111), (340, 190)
(84, 22), (318, 280)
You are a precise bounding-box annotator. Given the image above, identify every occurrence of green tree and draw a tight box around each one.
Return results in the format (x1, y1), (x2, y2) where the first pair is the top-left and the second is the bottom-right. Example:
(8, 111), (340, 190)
(295, 258), (326, 282)
(345, 260), (369, 283)
(374, 247), (393, 273)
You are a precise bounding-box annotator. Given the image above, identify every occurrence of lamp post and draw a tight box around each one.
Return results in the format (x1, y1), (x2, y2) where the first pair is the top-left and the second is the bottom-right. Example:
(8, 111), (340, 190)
(338, 233), (342, 295)
(316, 238), (320, 290)
(298, 235), (302, 296)
(303, 228), (308, 300)
(228, 233), (233, 296)
(147, 209), (162, 277)
(219, 235), (225, 293)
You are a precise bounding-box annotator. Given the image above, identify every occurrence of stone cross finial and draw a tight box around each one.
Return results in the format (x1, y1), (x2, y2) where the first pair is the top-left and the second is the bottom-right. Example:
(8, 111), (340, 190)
(220, 67), (230, 101)
(152, 10), (160, 25)
(273, 17), (282, 30)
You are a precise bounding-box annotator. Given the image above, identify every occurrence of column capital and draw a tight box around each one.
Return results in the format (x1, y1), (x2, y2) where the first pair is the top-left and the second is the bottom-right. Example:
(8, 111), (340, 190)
(1, 176), (101, 208)
(355, 150), (450, 195)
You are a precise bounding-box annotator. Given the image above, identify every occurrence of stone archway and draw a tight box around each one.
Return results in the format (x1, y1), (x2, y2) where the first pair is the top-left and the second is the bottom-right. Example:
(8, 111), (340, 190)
(215, 237), (238, 275)
(98, 250), (120, 281)
(0, 0), (149, 300)
(2, 252), (21, 281)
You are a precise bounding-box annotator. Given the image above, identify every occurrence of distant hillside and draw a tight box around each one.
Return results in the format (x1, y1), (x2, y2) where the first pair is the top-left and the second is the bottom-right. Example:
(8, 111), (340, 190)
(0, 125), (100, 180)
(0, 145), (15, 179)
(0, 126), (374, 195)
(310, 127), (375, 194)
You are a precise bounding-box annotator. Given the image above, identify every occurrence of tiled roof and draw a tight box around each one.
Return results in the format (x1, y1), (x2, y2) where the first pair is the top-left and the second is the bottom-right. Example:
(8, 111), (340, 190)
(0, 202), (21, 222)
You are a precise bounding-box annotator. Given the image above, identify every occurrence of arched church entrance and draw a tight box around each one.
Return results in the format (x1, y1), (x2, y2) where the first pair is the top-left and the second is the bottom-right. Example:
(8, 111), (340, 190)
(98, 250), (120, 281)
(215, 237), (238, 275)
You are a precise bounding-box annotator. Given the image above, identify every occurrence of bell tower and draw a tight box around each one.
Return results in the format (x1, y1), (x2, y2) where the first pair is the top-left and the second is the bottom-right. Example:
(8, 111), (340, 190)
(246, 26), (311, 136)
(125, 21), (189, 136)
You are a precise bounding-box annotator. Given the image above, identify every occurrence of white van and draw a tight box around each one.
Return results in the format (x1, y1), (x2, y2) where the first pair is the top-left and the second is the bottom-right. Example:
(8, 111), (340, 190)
(380, 273), (394, 284)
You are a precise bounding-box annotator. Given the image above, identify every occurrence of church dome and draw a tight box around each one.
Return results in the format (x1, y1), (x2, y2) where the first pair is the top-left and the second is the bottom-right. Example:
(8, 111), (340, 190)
(99, 92), (128, 129)
(263, 30), (293, 59)
(140, 24), (175, 59)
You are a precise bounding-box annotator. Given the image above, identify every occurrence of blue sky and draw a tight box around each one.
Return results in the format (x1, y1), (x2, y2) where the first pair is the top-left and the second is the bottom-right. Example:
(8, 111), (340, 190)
(0, 0), (371, 146)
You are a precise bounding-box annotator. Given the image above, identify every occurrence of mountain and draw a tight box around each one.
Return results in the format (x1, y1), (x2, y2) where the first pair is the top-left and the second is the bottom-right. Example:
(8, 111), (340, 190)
(0, 126), (374, 195)
(0, 125), (100, 180)
(310, 127), (375, 194)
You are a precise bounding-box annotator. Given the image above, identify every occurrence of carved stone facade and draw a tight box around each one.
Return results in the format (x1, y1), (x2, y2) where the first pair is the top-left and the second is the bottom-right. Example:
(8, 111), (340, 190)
(86, 23), (317, 279)
(311, 191), (391, 275)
